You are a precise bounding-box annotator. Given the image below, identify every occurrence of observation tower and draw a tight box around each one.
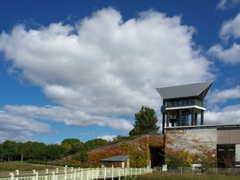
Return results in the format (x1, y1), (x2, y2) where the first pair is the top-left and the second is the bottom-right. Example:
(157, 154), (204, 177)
(156, 81), (213, 134)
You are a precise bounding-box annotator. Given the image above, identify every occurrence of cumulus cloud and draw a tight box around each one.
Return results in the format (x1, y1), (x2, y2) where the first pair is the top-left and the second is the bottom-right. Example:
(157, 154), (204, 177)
(207, 85), (240, 105)
(208, 43), (240, 64)
(220, 13), (240, 41)
(208, 13), (240, 64)
(0, 111), (51, 143)
(3, 105), (133, 132)
(0, 8), (214, 136)
(97, 135), (117, 142)
(217, 0), (240, 10)
(205, 109), (240, 125)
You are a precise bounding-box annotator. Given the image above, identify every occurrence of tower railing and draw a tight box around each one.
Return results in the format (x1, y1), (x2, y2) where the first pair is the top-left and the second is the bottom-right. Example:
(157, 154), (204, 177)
(161, 99), (206, 112)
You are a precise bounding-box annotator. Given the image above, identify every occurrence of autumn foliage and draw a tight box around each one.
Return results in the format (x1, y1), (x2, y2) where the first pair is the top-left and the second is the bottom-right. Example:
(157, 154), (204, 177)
(164, 130), (217, 169)
(87, 135), (164, 167)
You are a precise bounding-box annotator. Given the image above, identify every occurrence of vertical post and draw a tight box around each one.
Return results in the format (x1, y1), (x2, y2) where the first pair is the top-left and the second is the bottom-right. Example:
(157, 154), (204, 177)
(9, 173), (14, 180)
(118, 167), (120, 180)
(111, 165), (114, 180)
(74, 170), (76, 180)
(201, 110), (204, 125)
(162, 113), (165, 134)
(21, 154), (23, 163)
(191, 109), (195, 125)
(33, 170), (36, 174)
(36, 172), (38, 180)
(81, 169), (83, 180)
(64, 171), (67, 180)
(86, 169), (89, 180)
(167, 111), (170, 127)
(91, 168), (93, 180)
(46, 169), (48, 174)
(179, 110), (182, 126)
(56, 168), (58, 173)
(16, 170), (19, 175)
(104, 167), (106, 180)
(195, 114), (198, 125)
(96, 168), (99, 179)
(52, 172), (55, 180)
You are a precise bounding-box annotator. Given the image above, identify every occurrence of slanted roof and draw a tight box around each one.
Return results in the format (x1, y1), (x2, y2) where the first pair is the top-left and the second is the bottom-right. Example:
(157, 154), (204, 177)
(100, 155), (130, 162)
(156, 81), (213, 100)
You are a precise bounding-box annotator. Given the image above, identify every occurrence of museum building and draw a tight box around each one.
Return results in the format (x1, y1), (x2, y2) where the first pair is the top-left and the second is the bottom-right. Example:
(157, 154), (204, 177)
(156, 81), (240, 167)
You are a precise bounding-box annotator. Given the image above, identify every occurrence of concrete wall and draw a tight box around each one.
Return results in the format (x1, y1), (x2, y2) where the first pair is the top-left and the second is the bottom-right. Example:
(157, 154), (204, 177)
(217, 129), (240, 144)
(166, 128), (217, 154)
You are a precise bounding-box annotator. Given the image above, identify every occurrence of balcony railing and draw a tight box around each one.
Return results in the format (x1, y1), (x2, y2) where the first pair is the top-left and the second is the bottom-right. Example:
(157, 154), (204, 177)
(161, 99), (206, 112)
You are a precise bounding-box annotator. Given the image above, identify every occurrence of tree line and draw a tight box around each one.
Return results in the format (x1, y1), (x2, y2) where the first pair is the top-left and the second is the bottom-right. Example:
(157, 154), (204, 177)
(0, 106), (160, 163)
(0, 138), (109, 163)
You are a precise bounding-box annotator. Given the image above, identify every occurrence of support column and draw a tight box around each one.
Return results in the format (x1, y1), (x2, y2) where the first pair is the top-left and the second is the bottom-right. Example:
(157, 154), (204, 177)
(167, 111), (170, 127)
(191, 109), (195, 125)
(201, 110), (204, 125)
(195, 114), (198, 125)
(179, 110), (182, 126)
(162, 113), (165, 134)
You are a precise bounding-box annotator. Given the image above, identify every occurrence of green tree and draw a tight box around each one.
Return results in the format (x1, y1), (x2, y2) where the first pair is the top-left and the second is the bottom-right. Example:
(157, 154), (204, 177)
(83, 139), (109, 151)
(46, 144), (63, 165)
(129, 106), (159, 136)
(17, 142), (25, 162)
(78, 150), (89, 162)
(0, 143), (3, 160)
(24, 141), (46, 160)
(61, 138), (83, 155)
(1, 140), (18, 161)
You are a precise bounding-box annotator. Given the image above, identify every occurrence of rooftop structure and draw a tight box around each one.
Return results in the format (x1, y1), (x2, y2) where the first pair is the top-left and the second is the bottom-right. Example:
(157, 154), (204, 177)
(100, 155), (130, 168)
(156, 81), (213, 134)
(100, 155), (130, 162)
(156, 81), (240, 168)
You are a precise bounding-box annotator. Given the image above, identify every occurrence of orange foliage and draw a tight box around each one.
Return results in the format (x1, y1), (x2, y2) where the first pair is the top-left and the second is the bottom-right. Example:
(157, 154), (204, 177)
(87, 135), (164, 167)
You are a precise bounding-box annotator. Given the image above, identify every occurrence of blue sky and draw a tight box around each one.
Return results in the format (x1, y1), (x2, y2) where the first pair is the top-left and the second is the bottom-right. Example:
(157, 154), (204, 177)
(0, 0), (240, 144)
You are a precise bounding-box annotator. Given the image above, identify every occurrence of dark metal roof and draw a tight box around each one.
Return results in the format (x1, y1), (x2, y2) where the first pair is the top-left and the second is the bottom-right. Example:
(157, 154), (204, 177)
(100, 155), (130, 162)
(156, 81), (213, 100)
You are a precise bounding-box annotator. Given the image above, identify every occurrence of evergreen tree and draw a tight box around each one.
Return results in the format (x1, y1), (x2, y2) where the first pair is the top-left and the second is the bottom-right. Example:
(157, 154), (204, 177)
(130, 106), (159, 136)
(46, 143), (63, 165)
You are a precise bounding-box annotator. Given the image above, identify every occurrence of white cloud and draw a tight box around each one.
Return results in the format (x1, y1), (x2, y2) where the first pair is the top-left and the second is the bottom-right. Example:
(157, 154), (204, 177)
(205, 109), (240, 125)
(217, 0), (240, 10)
(3, 105), (133, 132)
(208, 43), (240, 64)
(208, 13), (240, 64)
(97, 135), (117, 142)
(0, 8), (214, 135)
(220, 13), (240, 41)
(207, 85), (240, 105)
(0, 111), (51, 143)
(222, 104), (240, 111)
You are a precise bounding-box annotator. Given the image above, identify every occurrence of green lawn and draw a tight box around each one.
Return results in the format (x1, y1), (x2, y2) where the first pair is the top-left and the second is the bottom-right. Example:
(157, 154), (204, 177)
(0, 162), (55, 172)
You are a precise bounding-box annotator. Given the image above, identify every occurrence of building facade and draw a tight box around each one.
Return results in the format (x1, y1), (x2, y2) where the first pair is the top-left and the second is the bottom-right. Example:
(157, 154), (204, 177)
(156, 82), (240, 167)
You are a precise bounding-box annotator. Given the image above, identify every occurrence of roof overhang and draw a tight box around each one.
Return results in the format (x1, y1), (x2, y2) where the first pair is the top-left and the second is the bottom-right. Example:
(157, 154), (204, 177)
(100, 155), (130, 162)
(156, 81), (213, 100)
